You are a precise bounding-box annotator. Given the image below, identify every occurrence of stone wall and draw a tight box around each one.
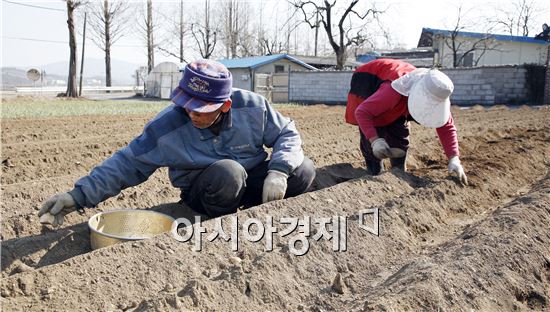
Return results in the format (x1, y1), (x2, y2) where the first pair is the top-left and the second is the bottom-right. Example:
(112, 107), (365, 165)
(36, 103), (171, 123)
(289, 71), (353, 105)
(442, 66), (528, 105)
(288, 65), (546, 105)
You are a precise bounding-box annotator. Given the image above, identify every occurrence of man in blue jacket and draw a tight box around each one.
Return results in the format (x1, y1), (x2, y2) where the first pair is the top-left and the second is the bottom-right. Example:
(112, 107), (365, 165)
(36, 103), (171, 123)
(39, 59), (315, 226)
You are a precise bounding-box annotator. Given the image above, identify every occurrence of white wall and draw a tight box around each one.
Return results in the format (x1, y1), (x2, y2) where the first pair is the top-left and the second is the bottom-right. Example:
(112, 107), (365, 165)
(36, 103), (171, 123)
(228, 68), (252, 90)
(435, 36), (549, 67)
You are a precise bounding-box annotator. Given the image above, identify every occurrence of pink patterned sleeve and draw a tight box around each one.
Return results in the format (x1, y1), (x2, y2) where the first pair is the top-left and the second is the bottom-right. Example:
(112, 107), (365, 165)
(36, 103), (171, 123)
(436, 114), (460, 158)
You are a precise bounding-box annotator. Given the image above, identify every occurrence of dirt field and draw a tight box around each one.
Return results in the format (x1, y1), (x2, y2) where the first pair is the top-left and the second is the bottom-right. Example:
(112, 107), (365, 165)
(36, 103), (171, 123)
(1, 104), (550, 311)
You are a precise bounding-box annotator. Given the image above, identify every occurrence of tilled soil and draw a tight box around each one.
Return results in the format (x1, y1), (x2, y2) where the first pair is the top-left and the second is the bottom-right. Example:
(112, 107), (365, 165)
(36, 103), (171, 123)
(1, 104), (549, 311)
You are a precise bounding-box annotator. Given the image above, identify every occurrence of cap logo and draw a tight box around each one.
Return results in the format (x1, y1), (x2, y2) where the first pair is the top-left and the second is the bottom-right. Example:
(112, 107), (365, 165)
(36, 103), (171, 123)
(188, 76), (211, 94)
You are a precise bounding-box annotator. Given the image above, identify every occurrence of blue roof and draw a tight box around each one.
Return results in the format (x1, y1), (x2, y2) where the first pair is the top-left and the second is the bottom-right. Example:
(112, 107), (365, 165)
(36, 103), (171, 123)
(356, 54), (380, 63)
(422, 27), (550, 45)
(218, 54), (317, 70)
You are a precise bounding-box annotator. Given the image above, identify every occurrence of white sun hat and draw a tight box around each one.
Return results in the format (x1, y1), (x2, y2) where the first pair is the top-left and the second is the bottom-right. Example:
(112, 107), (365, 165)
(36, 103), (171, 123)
(391, 68), (453, 128)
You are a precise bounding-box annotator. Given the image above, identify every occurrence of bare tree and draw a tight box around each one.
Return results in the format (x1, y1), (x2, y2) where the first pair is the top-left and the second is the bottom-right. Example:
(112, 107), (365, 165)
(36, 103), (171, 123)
(253, 2), (301, 56)
(292, 0), (383, 70)
(444, 6), (500, 68)
(259, 37), (284, 55)
(235, 6), (255, 57)
(85, 0), (130, 87)
(191, 0), (218, 59)
(156, 0), (188, 63)
(253, 2), (284, 55)
(146, 0), (154, 73)
(64, 0), (87, 97)
(223, 0), (240, 58)
(134, 0), (155, 73)
(258, 21), (302, 55)
(177, 0), (185, 62)
(492, 0), (540, 36)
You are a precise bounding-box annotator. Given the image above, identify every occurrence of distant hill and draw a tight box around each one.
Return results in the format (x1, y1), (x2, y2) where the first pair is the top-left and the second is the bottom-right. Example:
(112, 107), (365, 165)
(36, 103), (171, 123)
(2, 67), (35, 89)
(1, 58), (140, 89)
(40, 58), (140, 85)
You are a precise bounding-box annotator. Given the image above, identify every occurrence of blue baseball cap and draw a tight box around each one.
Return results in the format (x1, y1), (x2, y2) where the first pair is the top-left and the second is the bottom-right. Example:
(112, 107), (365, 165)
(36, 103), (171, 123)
(171, 59), (233, 113)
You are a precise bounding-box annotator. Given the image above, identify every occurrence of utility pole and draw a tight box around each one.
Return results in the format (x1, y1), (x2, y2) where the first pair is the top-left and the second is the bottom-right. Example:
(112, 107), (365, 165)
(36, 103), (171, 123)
(79, 12), (87, 97)
(179, 0), (184, 63)
(314, 12), (319, 57)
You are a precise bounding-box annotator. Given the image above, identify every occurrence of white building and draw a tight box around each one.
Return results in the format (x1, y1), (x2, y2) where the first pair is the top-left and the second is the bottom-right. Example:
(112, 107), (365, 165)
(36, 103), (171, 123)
(418, 28), (550, 68)
(218, 54), (316, 91)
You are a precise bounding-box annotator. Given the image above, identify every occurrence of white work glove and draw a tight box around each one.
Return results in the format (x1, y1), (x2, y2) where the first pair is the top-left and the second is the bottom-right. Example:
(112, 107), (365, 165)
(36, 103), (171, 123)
(371, 138), (406, 159)
(262, 170), (288, 203)
(448, 156), (468, 186)
(38, 192), (76, 227)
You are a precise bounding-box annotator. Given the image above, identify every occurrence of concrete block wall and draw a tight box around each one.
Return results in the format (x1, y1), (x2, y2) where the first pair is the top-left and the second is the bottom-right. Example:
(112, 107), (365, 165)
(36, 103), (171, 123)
(289, 71), (353, 104)
(288, 65), (542, 105)
(545, 66), (550, 104)
(442, 66), (529, 105)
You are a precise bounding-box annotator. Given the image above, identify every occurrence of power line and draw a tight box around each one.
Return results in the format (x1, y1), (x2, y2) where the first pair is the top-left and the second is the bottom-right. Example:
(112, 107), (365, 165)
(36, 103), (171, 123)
(2, 36), (67, 44)
(2, 0), (64, 12)
(2, 35), (144, 47)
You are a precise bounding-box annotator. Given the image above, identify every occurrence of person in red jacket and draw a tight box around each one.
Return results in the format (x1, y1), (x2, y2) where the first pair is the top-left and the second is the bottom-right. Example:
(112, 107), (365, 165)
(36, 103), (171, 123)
(346, 59), (468, 185)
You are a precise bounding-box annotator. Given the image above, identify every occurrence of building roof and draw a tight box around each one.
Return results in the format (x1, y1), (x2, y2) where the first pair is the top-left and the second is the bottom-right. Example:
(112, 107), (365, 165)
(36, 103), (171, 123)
(419, 27), (550, 46)
(356, 50), (434, 67)
(289, 54), (362, 68)
(218, 54), (317, 70)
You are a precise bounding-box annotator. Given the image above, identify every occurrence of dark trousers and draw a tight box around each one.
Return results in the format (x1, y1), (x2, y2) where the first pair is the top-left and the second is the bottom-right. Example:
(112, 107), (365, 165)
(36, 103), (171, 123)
(359, 116), (410, 175)
(182, 158), (316, 217)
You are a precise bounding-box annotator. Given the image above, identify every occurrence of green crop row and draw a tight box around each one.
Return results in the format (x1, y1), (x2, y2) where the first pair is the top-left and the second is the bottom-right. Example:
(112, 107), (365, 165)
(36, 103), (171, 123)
(1, 97), (303, 119)
(1, 97), (171, 118)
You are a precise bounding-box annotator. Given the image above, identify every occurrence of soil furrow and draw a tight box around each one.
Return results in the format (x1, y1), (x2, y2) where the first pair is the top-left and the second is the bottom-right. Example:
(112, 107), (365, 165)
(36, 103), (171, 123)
(1, 105), (549, 311)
